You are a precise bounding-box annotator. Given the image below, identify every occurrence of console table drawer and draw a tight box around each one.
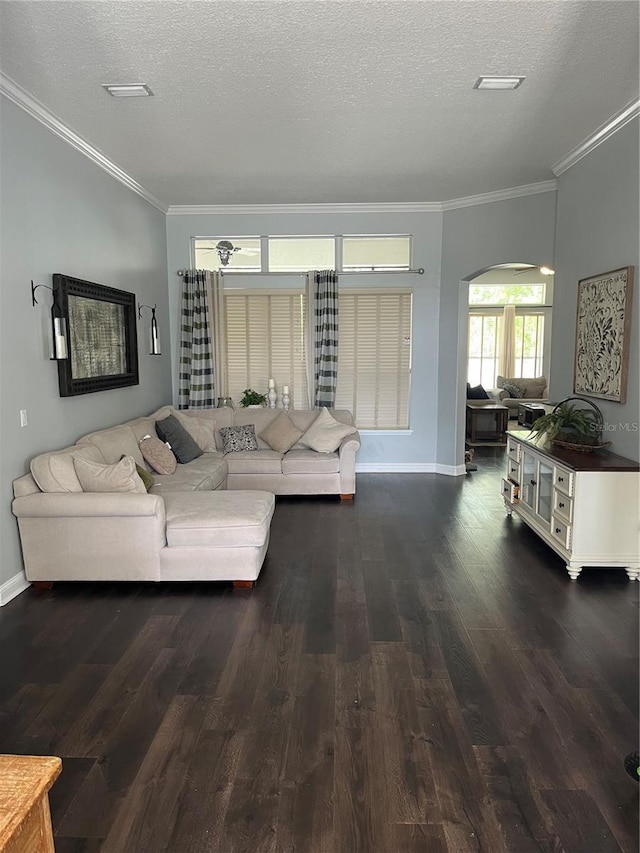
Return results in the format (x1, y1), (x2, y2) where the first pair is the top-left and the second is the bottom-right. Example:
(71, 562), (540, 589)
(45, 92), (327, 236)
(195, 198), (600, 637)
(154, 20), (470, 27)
(551, 517), (572, 550)
(553, 491), (573, 522)
(554, 466), (574, 496)
(506, 459), (521, 482)
(507, 437), (521, 463)
(501, 478), (519, 504)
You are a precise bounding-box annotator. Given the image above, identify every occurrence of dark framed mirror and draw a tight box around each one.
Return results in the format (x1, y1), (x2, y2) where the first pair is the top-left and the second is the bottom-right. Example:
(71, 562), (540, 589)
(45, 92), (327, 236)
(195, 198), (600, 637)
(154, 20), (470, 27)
(52, 274), (139, 397)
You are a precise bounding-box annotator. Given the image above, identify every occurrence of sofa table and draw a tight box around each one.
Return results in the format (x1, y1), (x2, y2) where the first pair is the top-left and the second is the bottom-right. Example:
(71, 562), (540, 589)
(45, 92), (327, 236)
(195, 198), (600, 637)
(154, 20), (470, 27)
(466, 402), (509, 445)
(502, 431), (640, 581)
(0, 754), (61, 853)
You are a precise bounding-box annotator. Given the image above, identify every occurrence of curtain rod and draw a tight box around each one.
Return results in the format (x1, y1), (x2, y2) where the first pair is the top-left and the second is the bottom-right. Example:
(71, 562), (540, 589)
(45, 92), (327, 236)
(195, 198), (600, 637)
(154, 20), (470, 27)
(176, 267), (424, 277)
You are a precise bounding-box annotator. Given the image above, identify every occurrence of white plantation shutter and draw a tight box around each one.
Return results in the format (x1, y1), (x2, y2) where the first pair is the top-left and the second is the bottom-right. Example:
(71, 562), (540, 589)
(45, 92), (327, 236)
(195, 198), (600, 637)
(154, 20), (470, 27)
(224, 291), (309, 408)
(335, 290), (412, 428)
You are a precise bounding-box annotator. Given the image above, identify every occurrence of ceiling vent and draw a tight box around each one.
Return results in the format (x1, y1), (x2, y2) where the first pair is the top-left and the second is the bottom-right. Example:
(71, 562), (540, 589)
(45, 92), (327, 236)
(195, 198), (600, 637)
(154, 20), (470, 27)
(473, 76), (525, 90)
(102, 84), (154, 98)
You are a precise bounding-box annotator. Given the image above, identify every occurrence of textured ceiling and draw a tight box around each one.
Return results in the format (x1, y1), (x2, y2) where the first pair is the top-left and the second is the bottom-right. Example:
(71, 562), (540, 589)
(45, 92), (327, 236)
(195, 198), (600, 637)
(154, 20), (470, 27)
(0, 1), (638, 206)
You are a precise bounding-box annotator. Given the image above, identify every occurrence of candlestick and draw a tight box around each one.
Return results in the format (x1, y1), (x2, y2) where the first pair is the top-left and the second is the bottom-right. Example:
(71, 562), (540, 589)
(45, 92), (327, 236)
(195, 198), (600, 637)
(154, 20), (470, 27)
(282, 386), (290, 411)
(268, 385), (277, 408)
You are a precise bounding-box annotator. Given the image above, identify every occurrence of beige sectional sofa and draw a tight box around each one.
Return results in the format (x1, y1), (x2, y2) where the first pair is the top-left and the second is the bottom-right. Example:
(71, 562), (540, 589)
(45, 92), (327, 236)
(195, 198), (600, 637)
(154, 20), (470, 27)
(11, 406), (360, 587)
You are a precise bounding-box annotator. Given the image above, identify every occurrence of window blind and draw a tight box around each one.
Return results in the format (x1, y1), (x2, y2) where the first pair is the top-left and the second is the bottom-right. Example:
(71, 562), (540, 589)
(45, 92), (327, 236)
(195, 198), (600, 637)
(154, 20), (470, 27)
(335, 290), (412, 428)
(224, 291), (308, 408)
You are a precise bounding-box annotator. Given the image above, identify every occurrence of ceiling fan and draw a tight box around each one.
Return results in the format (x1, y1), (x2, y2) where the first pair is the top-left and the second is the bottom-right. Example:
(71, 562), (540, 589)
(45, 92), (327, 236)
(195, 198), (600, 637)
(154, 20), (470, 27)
(200, 240), (260, 266)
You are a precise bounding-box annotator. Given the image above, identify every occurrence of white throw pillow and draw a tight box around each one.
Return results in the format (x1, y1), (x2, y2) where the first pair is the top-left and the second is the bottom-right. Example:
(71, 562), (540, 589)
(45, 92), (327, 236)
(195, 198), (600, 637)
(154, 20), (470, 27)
(299, 408), (357, 453)
(74, 455), (147, 494)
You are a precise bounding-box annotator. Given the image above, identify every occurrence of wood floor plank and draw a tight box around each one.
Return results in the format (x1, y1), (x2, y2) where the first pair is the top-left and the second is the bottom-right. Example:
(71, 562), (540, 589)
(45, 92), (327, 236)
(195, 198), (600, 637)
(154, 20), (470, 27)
(57, 615), (179, 757)
(99, 694), (207, 853)
(370, 643), (438, 823)
(166, 728), (246, 853)
(393, 823), (448, 853)
(282, 653), (335, 853)
(539, 789), (623, 853)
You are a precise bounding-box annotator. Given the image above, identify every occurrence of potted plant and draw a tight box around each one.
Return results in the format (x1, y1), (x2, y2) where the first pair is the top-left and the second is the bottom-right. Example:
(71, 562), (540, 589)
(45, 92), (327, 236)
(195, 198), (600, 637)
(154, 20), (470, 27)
(239, 388), (267, 408)
(529, 397), (609, 451)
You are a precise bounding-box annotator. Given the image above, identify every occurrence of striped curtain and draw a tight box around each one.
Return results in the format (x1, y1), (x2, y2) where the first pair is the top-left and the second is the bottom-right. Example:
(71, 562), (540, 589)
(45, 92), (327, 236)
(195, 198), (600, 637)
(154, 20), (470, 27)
(307, 270), (339, 407)
(178, 270), (215, 409)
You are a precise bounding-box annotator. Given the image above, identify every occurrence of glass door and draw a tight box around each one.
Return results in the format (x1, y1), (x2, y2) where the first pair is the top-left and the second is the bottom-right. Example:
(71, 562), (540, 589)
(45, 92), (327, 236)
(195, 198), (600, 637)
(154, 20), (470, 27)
(521, 449), (537, 512)
(536, 460), (553, 524)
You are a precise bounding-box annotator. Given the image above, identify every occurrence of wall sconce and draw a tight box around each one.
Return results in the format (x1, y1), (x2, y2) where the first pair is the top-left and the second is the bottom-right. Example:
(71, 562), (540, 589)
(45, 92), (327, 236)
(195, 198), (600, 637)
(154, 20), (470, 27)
(31, 280), (68, 360)
(138, 303), (161, 355)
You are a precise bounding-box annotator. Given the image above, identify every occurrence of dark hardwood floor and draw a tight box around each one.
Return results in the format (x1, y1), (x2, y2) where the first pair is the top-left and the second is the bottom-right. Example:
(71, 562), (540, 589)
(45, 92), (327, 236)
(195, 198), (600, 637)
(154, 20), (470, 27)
(1, 450), (638, 852)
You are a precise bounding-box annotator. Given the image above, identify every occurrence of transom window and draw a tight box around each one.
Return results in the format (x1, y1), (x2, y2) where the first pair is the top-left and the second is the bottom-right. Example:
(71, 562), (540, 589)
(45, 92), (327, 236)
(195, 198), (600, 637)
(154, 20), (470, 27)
(193, 235), (411, 273)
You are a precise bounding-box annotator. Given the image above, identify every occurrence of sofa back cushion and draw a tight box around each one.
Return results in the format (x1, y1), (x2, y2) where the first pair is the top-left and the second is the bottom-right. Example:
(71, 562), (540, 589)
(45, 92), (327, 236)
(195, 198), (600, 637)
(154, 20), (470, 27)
(496, 375), (547, 399)
(30, 444), (104, 493)
(78, 425), (145, 467)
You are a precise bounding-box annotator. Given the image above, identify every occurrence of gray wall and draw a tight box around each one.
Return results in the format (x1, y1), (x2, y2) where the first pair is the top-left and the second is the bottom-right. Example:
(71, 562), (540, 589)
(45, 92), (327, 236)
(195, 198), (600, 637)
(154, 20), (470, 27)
(167, 210), (443, 468)
(0, 97), (171, 588)
(438, 191), (558, 466)
(551, 118), (639, 460)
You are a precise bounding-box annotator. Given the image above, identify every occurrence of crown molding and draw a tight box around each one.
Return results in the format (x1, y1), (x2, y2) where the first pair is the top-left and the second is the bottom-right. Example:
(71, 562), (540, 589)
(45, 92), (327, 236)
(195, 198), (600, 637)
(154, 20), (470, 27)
(0, 72), (167, 213)
(552, 98), (640, 177)
(167, 182), (558, 216)
(440, 180), (558, 211)
(167, 201), (442, 216)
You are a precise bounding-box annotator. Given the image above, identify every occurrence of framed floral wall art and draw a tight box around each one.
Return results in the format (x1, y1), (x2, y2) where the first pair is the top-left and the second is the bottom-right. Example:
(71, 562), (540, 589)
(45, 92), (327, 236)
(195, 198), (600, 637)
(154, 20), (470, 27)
(574, 266), (634, 403)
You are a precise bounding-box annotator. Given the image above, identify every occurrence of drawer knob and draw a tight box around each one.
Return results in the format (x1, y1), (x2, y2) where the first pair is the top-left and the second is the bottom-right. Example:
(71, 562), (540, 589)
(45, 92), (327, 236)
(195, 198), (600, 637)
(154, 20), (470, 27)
(530, 479), (537, 486)
(558, 476), (564, 483)
(555, 527), (562, 534)
(559, 502), (565, 508)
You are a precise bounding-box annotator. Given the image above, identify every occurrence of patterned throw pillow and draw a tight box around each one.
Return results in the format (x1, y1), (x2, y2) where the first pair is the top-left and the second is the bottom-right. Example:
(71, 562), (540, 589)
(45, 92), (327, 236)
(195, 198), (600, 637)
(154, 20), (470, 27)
(139, 435), (177, 475)
(219, 425), (259, 454)
(502, 381), (525, 399)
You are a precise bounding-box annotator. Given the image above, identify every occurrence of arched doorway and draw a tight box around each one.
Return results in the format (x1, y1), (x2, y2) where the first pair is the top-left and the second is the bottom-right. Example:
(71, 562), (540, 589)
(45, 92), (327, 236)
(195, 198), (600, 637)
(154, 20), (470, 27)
(458, 263), (554, 464)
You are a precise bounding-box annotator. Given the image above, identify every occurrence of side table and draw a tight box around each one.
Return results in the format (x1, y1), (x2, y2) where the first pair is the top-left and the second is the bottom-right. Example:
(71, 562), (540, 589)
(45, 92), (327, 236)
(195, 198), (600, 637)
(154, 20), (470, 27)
(466, 402), (509, 445)
(0, 754), (62, 853)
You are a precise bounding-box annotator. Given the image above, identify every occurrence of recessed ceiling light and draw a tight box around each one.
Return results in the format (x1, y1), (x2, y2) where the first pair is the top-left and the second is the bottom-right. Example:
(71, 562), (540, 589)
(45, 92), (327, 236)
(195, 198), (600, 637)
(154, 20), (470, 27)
(102, 84), (154, 98)
(474, 76), (525, 90)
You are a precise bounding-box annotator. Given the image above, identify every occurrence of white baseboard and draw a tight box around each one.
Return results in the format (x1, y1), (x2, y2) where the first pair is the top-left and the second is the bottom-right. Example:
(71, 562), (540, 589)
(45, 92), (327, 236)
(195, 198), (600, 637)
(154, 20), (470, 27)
(435, 464), (467, 476)
(356, 462), (437, 473)
(356, 462), (466, 476)
(0, 571), (30, 606)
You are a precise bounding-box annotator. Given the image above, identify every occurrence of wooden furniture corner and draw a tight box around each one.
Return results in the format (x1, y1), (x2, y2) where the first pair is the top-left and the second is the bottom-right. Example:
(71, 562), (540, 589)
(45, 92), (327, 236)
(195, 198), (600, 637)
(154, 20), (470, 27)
(0, 754), (62, 853)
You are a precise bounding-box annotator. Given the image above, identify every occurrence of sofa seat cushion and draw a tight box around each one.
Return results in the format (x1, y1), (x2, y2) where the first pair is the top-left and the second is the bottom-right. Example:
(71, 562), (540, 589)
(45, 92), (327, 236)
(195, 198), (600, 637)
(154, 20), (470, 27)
(225, 449), (283, 474)
(281, 449), (340, 475)
(163, 491), (275, 548)
(149, 455), (228, 493)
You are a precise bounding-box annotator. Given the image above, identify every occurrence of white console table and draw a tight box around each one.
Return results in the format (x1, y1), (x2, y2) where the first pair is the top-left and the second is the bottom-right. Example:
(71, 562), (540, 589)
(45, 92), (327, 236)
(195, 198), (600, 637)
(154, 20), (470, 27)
(502, 431), (640, 581)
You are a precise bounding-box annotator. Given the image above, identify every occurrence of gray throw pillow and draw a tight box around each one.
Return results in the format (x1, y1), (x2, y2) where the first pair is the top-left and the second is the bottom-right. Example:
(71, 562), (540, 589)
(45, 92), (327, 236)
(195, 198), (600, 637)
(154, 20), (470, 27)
(219, 424), (259, 454)
(155, 414), (203, 464)
(502, 381), (525, 399)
